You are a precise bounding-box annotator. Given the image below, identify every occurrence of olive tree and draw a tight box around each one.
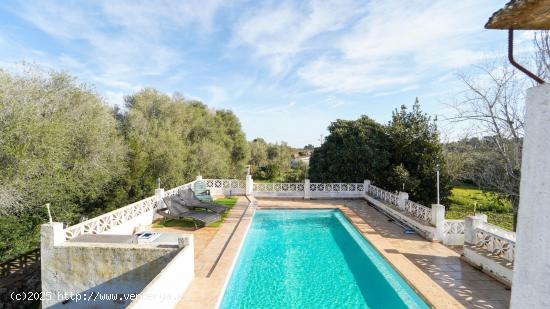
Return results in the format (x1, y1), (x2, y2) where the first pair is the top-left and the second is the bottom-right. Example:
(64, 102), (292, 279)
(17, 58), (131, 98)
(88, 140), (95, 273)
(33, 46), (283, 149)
(0, 67), (127, 259)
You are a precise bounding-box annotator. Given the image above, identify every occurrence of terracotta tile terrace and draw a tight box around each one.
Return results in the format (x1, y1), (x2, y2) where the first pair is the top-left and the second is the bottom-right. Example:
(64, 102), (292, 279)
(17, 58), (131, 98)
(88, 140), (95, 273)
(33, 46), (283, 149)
(151, 197), (511, 309)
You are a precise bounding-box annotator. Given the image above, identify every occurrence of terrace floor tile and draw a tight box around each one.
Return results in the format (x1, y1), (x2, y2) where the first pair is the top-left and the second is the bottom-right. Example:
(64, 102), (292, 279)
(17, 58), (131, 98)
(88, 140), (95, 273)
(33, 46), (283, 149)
(154, 197), (510, 309)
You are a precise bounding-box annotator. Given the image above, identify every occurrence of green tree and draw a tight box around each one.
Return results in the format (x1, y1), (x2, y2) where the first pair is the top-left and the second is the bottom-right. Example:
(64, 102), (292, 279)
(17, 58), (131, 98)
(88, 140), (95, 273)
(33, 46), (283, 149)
(120, 89), (249, 199)
(285, 161), (308, 182)
(216, 110), (249, 177)
(309, 116), (389, 183)
(248, 139), (294, 181)
(386, 98), (449, 204)
(0, 67), (127, 260)
(308, 100), (449, 206)
(249, 138), (268, 169)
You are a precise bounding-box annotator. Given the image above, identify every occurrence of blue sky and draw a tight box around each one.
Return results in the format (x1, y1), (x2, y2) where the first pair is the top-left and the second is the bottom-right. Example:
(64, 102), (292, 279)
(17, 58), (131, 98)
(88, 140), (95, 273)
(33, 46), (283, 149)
(0, 0), (534, 147)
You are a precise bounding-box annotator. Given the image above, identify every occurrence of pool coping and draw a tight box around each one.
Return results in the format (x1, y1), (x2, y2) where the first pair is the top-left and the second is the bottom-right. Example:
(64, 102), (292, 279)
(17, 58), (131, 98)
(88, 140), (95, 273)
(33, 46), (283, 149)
(213, 197), (257, 309)
(174, 196), (256, 308)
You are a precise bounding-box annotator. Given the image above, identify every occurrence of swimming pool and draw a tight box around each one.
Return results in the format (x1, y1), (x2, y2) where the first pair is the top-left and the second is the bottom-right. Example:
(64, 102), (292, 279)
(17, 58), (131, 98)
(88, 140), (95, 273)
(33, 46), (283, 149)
(220, 209), (429, 309)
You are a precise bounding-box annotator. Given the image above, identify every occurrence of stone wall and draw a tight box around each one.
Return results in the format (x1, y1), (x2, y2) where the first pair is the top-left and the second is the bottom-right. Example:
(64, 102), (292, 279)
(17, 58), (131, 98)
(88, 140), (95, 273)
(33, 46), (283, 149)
(41, 223), (192, 308)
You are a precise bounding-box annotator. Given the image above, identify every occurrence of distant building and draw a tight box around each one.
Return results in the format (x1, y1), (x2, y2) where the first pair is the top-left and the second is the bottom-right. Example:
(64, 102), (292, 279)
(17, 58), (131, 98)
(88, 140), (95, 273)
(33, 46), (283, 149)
(291, 156), (310, 168)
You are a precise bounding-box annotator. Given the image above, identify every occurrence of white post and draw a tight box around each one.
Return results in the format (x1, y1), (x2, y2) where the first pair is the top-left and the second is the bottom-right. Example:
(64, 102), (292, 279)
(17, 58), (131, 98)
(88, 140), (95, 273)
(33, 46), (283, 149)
(41, 222), (65, 308)
(511, 84), (550, 309)
(475, 213), (487, 222)
(397, 192), (409, 210)
(363, 180), (371, 197)
(436, 168), (440, 205)
(304, 179), (311, 200)
(153, 187), (165, 222)
(155, 187), (165, 205)
(431, 204), (446, 241)
(246, 175), (253, 196)
(41, 222), (64, 248)
(430, 204), (445, 226)
(463, 215), (487, 245)
(45, 203), (53, 224)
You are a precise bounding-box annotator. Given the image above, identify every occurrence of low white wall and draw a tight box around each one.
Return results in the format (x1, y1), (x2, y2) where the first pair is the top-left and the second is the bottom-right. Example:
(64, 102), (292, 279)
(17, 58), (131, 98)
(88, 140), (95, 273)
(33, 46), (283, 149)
(462, 215), (514, 286)
(463, 246), (513, 286)
(252, 191), (363, 199)
(103, 210), (156, 235)
(209, 188), (245, 196)
(250, 181), (365, 199)
(129, 236), (195, 309)
(311, 192), (363, 199)
(442, 231), (464, 246)
(63, 195), (159, 240)
(444, 235), (464, 246)
(441, 220), (465, 246)
(202, 178), (246, 197)
(480, 221), (516, 241)
(364, 195), (437, 241)
(253, 191), (304, 198)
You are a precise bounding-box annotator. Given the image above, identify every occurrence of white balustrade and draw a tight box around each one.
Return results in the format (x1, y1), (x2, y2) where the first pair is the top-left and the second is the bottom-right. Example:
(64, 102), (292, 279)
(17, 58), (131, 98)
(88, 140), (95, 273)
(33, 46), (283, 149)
(204, 179), (246, 190)
(253, 183), (305, 192)
(440, 219), (465, 245)
(404, 200), (432, 223)
(200, 178), (246, 195)
(309, 183), (364, 192)
(475, 228), (516, 262)
(443, 220), (465, 235)
(164, 181), (195, 197)
(64, 181), (198, 240)
(251, 181), (363, 198)
(480, 221), (516, 241)
(63, 195), (158, 240)
(367, 184), (398, 206)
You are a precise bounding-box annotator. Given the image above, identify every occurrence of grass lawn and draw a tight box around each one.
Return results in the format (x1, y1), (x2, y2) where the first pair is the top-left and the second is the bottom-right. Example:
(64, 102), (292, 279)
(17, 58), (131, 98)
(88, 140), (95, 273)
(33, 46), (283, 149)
(152, 196), (239, 229)
(445, 185), (514, 230)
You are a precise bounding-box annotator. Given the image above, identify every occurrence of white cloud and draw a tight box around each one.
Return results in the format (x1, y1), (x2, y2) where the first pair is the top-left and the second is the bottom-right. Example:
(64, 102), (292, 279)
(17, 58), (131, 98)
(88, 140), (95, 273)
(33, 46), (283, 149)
(298, 57), (419, 93)
(324, 96), (347, 108)
(338, 2), (483, 60)
(13, 0), (226, 93)
(232, 0), (366, 75)
(372, 85), (419, 98)
(294, 1), (507, 94)
(203, 85), (228, 106)
(228, 0), (509, 94)
(100, 0), (223, 33)
(247, 100), (299, 115)
(104, 91), (126, 106)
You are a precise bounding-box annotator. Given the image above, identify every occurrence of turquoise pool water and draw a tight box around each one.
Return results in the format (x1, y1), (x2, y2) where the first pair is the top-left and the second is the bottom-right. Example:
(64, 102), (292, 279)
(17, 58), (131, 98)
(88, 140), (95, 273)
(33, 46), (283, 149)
(220, 209), (429, 309)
